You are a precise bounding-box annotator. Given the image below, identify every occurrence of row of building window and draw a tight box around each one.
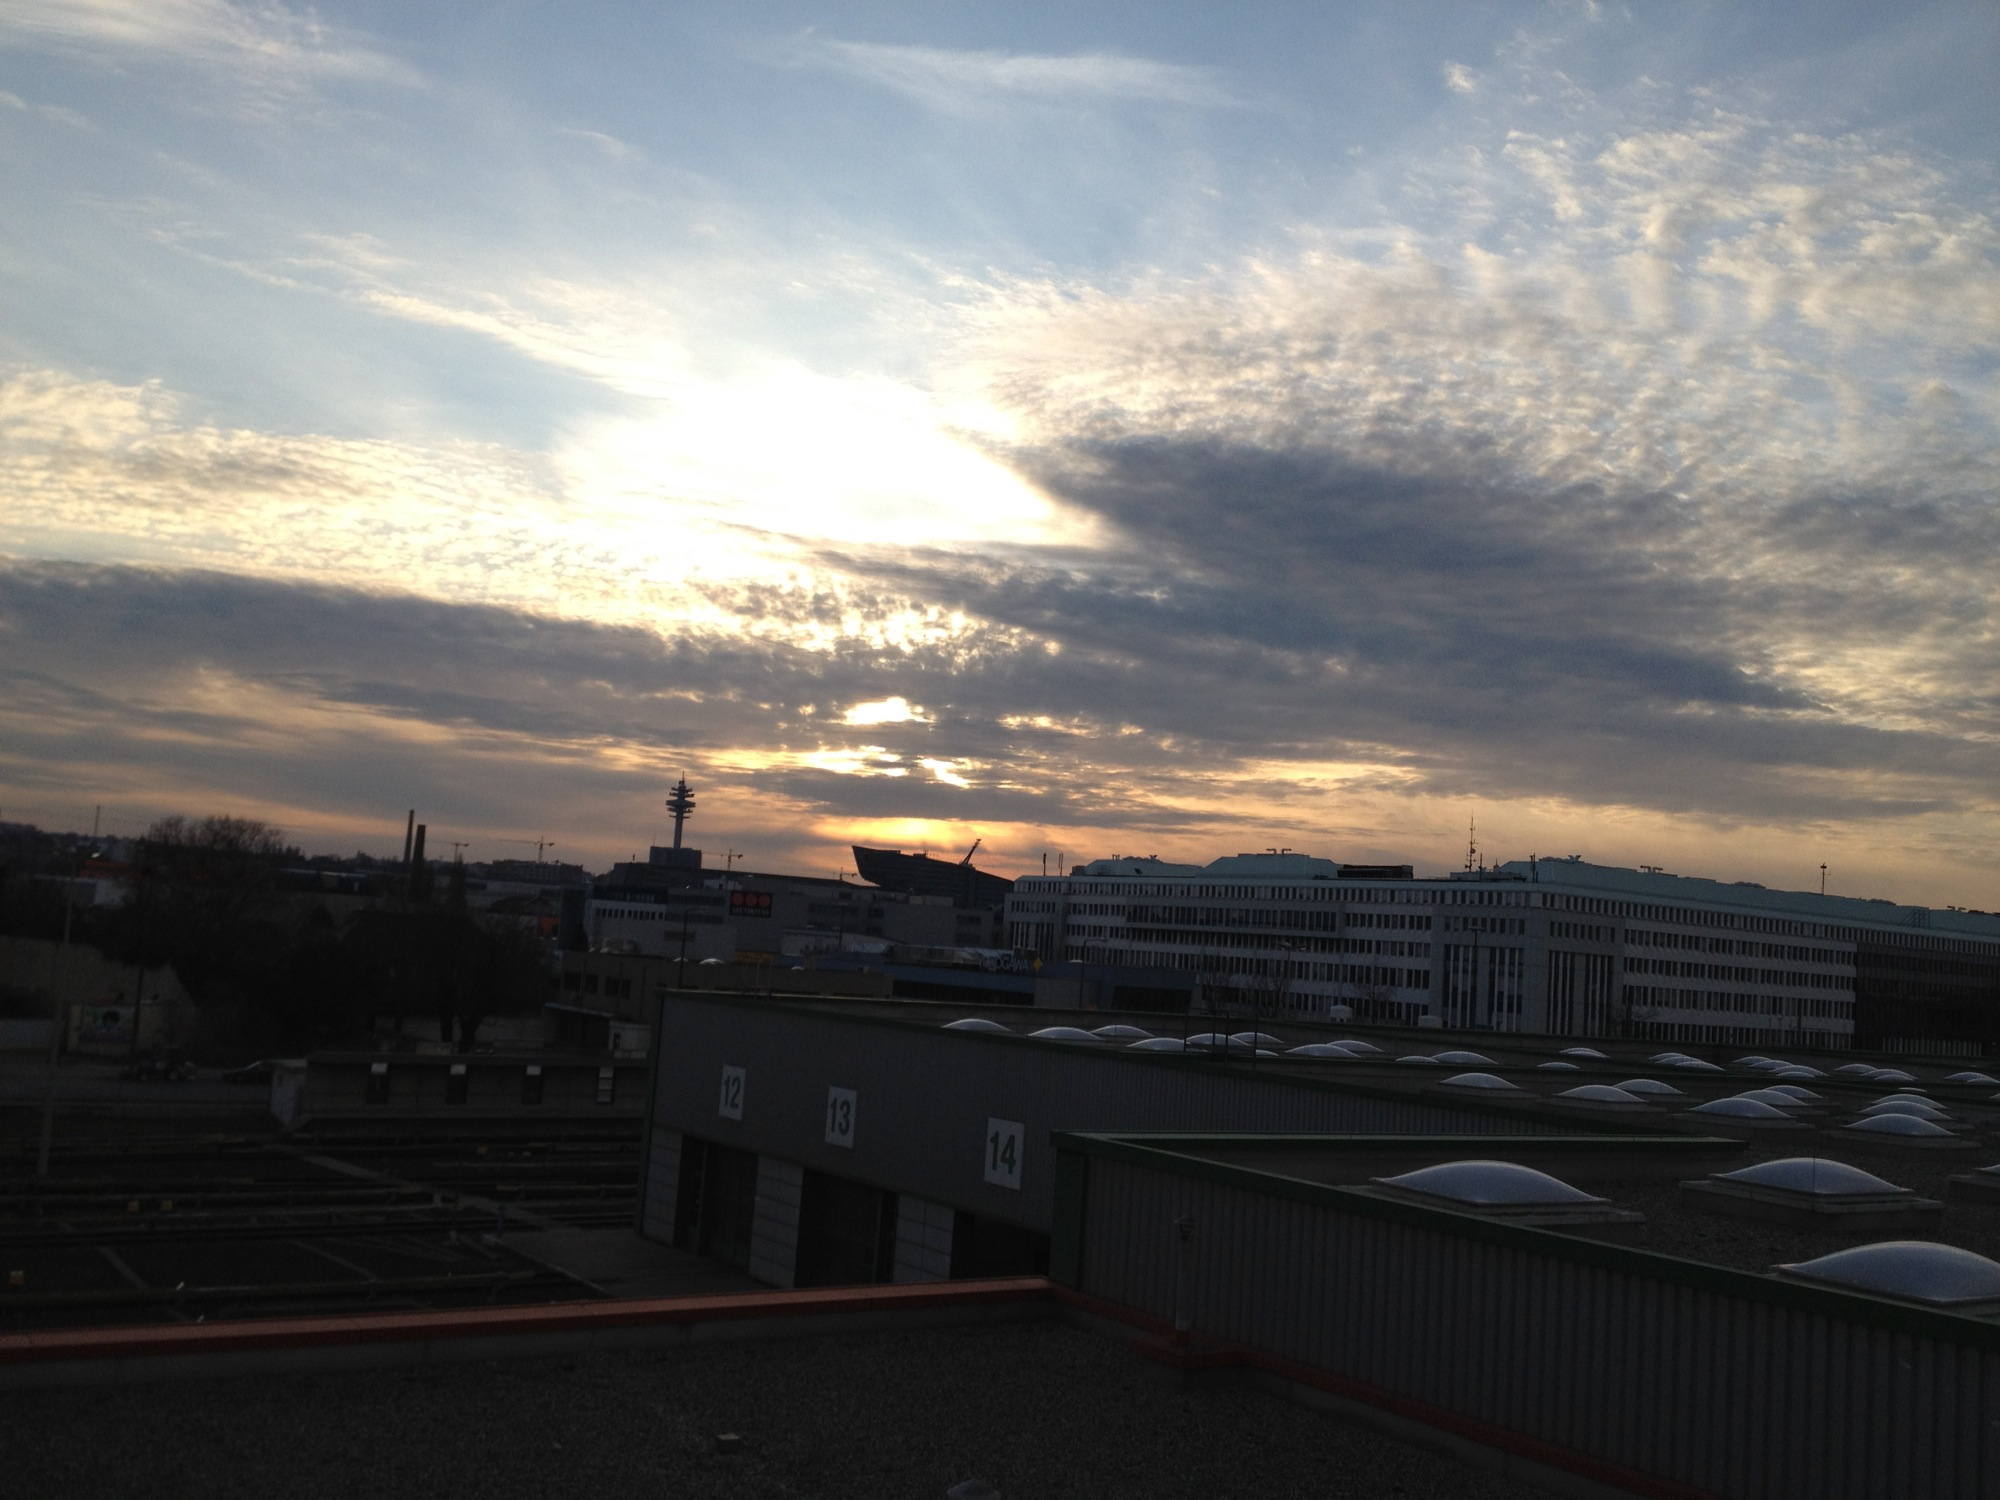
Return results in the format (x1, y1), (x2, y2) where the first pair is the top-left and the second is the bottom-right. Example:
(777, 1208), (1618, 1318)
(1624, 985), (1854, 1020)
(1621, 958), (1852, 990)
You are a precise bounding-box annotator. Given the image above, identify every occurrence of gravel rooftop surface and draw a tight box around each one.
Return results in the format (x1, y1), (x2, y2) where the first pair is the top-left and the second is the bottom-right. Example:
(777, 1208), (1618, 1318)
(11, 1319), (1559, 1500)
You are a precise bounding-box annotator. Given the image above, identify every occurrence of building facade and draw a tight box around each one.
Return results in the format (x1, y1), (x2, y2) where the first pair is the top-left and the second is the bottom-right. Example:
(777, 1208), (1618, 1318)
(1006, 853), (2000, 1050)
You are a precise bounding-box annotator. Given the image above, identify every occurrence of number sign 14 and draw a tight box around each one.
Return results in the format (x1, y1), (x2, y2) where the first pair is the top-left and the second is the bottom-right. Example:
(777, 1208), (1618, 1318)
(718, 1065), (746, 1121)
(984, 1117), (1024, 1190)
(825, 1086), (858, 1148)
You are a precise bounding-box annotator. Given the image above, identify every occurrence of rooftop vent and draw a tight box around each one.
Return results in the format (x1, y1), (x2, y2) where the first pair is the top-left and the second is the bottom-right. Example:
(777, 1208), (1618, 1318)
(1776, 1242), (2000, 1309)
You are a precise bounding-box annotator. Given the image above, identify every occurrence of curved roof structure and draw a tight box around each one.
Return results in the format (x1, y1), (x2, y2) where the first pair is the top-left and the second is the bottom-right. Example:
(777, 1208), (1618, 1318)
(1091, 1024), (1154, 1040)
(1028, 1026), (1103, 1044)
(1431, 1050), (1494, 1066)
(1559, 1047), (1608, 1060)
(1126, 1037), (1187, 1052)
(1439, 1072), (1521, 1091)
(1537, 1061), (1581, 1071)
(943, 1018), (1011, 1034)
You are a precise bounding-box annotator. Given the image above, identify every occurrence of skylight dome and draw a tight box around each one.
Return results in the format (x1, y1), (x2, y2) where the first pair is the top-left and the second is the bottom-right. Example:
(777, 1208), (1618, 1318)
(1557, 1085), (1649, 1108)
(1844, 1114), (1956, 1138)
(1028, 1026), (1103, 1043)
(1615, 1078), (1682, 1096)
(1859, 1099), (1949, 1119)
(1765, 1084), (1821, 1101)
(1558, 1047), (1608, 1060)
(1945, 1071), (2000, 1086)
(1375, 1160), (1603, 1207)
(1716, 1159), (1903, 1197)
(1439, 1072), (1522, 1091)
(1229, 1032), (1285, 1047)
(943, 1018), (1011, 1034)
(1733, 1055), (1775, 1067)
(1331, 1039), (1381, 1054)
(1833, 1063), (1879, 1076)
(1285, 1043), (1358, 1058)
(1650, 1052), (1694, 1064)
(1126, 1037), (1188, 1052)
(1431, 1050), (1494, 1066)
(1091, 1024), (1153, 1040)
(1871, 1069), (1918, 1084)
(1672, 1058), (1725, 1073)
(1772, 1067), (1823, 1081)
(1778, 1242), (2000, 1305)
(1689, 1097), (1794, 1119)
(1395, 1054), (1440, 1064)
(1732, 1089), (1809, 1110)
(1538, 1061), (1581, 1071)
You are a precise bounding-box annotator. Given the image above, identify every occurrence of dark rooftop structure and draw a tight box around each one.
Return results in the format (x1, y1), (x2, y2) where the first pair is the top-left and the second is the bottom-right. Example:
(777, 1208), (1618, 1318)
(852, 843), (1013, 907)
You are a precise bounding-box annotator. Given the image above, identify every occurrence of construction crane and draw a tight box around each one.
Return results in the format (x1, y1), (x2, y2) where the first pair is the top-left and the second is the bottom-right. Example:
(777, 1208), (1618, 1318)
(445, 840), (471, 862)
(499, 837), (556, 861)
(960, 837), (982, 865)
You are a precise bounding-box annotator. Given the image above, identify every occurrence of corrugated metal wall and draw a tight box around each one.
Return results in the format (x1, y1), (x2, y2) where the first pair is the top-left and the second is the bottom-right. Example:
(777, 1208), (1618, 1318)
(1069, 1147), (2000, 1500)
(645, 996), (1581, 1234)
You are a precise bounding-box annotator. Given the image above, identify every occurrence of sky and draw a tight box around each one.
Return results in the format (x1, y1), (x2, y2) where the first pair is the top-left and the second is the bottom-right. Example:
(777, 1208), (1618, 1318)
(2, 1), (1997, 904)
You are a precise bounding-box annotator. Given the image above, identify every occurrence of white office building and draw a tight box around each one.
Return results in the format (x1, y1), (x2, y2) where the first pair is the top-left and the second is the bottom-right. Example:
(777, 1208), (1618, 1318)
(1006, 853), (2000, 1049)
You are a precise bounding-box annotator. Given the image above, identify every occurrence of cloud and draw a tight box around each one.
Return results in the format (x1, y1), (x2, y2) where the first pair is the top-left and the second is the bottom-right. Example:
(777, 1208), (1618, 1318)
(775, 34), (1236, 115)
(1443, 62), (1478, 95)
(0, 0), (418, 87)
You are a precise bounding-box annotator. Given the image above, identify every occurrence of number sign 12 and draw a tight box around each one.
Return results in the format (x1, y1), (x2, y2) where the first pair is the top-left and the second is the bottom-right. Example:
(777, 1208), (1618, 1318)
(718, 1065), (746, 1121)
(825, 1086), (858, 1148)
(984, 1117), (1024, 1190)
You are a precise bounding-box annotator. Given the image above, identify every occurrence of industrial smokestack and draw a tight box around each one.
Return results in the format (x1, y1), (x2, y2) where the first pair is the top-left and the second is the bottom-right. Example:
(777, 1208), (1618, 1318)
(402, 809), (416, 867)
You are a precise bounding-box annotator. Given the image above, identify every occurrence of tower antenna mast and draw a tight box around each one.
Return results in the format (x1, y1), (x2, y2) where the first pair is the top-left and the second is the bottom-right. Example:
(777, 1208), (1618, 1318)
(665, 775), (697, 850)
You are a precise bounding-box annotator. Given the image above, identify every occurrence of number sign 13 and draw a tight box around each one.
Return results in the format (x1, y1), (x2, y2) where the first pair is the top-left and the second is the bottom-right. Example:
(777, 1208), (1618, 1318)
(984, 1117), (1024, 1190)
(718, 1065), (746, 1121)
(825, 1086), (858, 1148)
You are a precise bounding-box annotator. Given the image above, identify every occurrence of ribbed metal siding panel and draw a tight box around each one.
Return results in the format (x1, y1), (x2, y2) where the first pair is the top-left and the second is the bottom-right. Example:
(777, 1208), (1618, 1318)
(647, 995), (1570, 1234)
(1072, 1153), (1999, 1500)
